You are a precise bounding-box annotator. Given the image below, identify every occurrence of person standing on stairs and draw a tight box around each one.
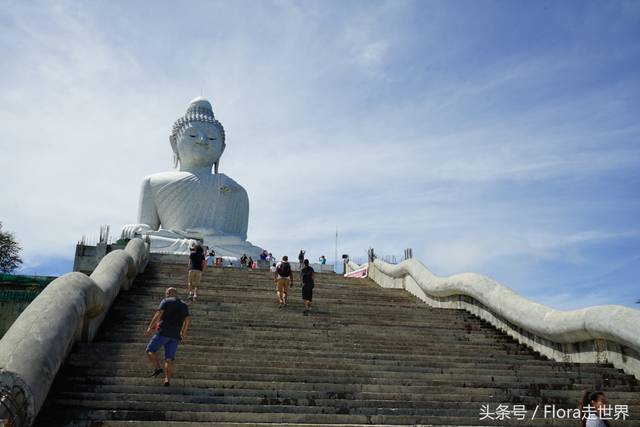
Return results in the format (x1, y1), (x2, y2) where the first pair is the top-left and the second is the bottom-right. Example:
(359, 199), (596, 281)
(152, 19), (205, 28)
(145, 287), (190, 387)
(299, 259), (315, 315)
(580, 391), (611, 427)
(274, 255), (292, 309)
(188, 244), (206, 301)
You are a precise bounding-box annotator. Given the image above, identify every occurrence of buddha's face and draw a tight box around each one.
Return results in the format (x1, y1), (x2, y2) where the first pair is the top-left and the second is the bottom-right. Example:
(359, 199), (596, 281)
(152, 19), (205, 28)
(175, 121), (224, 168)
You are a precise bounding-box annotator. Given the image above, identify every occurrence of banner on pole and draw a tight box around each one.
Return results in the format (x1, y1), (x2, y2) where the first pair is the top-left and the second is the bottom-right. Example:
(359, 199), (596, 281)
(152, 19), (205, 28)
(345, 267), (367, 278)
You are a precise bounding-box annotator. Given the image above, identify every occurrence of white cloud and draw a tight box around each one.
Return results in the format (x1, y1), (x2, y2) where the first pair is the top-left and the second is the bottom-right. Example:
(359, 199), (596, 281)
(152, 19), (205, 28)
(1, 0), (638, 311)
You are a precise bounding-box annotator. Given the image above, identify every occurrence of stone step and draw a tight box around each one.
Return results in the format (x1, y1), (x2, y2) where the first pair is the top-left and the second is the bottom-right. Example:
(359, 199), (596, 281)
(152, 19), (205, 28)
(29, 423), (593, 427)
(65, 355), (631, 382)
(79, 330), (538, 351)
(45, 396), (628, 425)
(70, 345), (549, 364)
(35, 408), (587, 426)
(54, 368), (638, 391)
(48, 375), (640, 399)
(46, 383), (640, 408)
(105, 307), (495, 326)
(44, 390), (617, 409)
(63, 355), (632, 378)
(66, 351), (631, 380)
(57, 366), (634, 387)
(66, 351), (631, 387)
(96, 314), (518, 333)
(91, 335), (532, 355)
(34, 262), (640, 426)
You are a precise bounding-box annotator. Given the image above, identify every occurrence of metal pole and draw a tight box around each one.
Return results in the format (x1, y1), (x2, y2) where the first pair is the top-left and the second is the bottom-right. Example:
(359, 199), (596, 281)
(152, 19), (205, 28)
(334, 226), (338, 273)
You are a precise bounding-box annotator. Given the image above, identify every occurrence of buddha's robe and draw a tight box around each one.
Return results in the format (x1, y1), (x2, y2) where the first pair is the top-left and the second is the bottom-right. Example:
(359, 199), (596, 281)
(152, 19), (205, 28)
(140, 171), (262, 256)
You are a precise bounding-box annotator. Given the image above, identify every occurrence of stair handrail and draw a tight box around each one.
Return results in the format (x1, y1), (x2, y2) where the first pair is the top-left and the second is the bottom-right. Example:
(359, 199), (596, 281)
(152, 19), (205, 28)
(0, 238), (149, 427)
(351, 258), (640, 380)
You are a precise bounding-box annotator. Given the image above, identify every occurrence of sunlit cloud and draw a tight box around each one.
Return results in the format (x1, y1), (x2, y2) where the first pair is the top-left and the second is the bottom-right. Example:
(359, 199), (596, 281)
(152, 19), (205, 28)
(0, 1), (638, 311)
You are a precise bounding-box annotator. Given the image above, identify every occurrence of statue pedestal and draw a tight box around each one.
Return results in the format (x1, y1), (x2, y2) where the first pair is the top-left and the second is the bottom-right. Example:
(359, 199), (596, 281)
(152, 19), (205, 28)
(73, 243), (126, 274)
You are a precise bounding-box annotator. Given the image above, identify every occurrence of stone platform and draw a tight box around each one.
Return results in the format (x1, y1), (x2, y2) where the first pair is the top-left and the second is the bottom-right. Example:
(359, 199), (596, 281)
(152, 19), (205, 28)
(74, 243), (334, 275)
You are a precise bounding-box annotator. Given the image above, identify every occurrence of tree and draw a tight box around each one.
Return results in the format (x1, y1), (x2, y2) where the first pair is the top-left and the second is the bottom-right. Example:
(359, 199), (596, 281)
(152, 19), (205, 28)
(0, 222), (23, 273)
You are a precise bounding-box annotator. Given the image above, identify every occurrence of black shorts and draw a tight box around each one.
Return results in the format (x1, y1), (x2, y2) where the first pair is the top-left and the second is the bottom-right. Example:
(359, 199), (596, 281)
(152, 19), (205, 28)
(301, 283), (314, 301)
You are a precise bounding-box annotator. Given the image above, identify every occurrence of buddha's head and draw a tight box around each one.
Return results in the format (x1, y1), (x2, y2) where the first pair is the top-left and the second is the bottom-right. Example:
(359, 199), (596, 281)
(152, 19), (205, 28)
(170, 97), (226, 173)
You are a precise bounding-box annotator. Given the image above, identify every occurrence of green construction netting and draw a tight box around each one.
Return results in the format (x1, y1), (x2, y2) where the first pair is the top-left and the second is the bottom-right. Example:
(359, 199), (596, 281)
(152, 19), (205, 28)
(0, 290), (38, 301)
(0, 272), (53, 286)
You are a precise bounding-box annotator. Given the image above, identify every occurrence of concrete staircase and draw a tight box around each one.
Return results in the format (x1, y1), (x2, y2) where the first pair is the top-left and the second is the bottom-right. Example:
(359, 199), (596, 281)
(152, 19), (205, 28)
(35, 262), (639, 426)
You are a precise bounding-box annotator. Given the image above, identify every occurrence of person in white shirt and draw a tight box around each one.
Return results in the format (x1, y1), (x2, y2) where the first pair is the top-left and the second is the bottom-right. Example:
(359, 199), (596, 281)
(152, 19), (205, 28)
(580, 390), (610, 427)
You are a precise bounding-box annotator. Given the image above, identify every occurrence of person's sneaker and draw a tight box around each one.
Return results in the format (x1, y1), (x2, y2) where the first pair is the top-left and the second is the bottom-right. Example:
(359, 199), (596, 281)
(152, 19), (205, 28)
(277, 302), (283, 309)
(148, 369), (163, 378)
(188, 294), (193, 300)
(283, 303), (287, 308)
(162, 381), (170, 387)
(303, 308), (309, 316)
(193, 295), (198, 301)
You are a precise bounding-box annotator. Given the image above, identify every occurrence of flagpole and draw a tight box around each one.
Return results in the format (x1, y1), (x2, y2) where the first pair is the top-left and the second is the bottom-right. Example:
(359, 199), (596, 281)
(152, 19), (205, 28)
(335, 226), (338, 274)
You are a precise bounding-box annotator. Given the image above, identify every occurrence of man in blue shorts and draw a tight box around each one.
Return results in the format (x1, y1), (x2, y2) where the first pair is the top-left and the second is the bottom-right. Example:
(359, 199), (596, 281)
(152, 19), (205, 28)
(145, 287), (190, 387)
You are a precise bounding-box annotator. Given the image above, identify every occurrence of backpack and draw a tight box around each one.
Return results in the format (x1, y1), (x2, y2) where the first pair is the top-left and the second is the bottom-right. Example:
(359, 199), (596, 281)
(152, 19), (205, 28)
(277, 261), (291, 278)
(301, 266), (314, 286)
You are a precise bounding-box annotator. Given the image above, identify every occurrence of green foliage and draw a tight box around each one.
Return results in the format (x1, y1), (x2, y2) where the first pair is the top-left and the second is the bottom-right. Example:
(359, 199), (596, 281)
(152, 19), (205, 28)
(0, 221), (23, 273)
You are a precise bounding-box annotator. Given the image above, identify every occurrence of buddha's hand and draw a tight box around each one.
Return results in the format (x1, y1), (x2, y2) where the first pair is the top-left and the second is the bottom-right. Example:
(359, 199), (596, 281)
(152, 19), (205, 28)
(120, 224), (152, 239)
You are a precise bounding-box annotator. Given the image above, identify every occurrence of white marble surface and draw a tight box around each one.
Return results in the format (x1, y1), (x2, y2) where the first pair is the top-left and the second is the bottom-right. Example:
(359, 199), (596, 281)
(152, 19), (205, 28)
(120, 97), (262, 257)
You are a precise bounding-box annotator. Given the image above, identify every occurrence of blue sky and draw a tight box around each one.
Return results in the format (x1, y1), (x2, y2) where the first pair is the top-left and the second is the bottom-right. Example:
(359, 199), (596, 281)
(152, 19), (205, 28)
(0, 1), (638, 310)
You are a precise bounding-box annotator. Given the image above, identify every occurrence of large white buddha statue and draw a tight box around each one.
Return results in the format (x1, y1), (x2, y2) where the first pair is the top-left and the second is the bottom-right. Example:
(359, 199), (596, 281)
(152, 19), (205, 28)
(120, 96), (262, 257)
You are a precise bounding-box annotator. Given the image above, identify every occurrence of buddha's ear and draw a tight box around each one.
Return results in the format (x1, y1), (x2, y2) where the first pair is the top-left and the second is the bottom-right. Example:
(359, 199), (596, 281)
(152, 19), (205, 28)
(170, 135), (180, 169)
(214, 143), (226, 174)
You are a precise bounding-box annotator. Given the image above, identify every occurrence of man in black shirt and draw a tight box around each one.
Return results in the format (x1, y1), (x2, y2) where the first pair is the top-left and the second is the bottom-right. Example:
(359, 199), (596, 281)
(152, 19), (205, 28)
(145, 287), (190, 386)
(188, 245), (206, 300)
